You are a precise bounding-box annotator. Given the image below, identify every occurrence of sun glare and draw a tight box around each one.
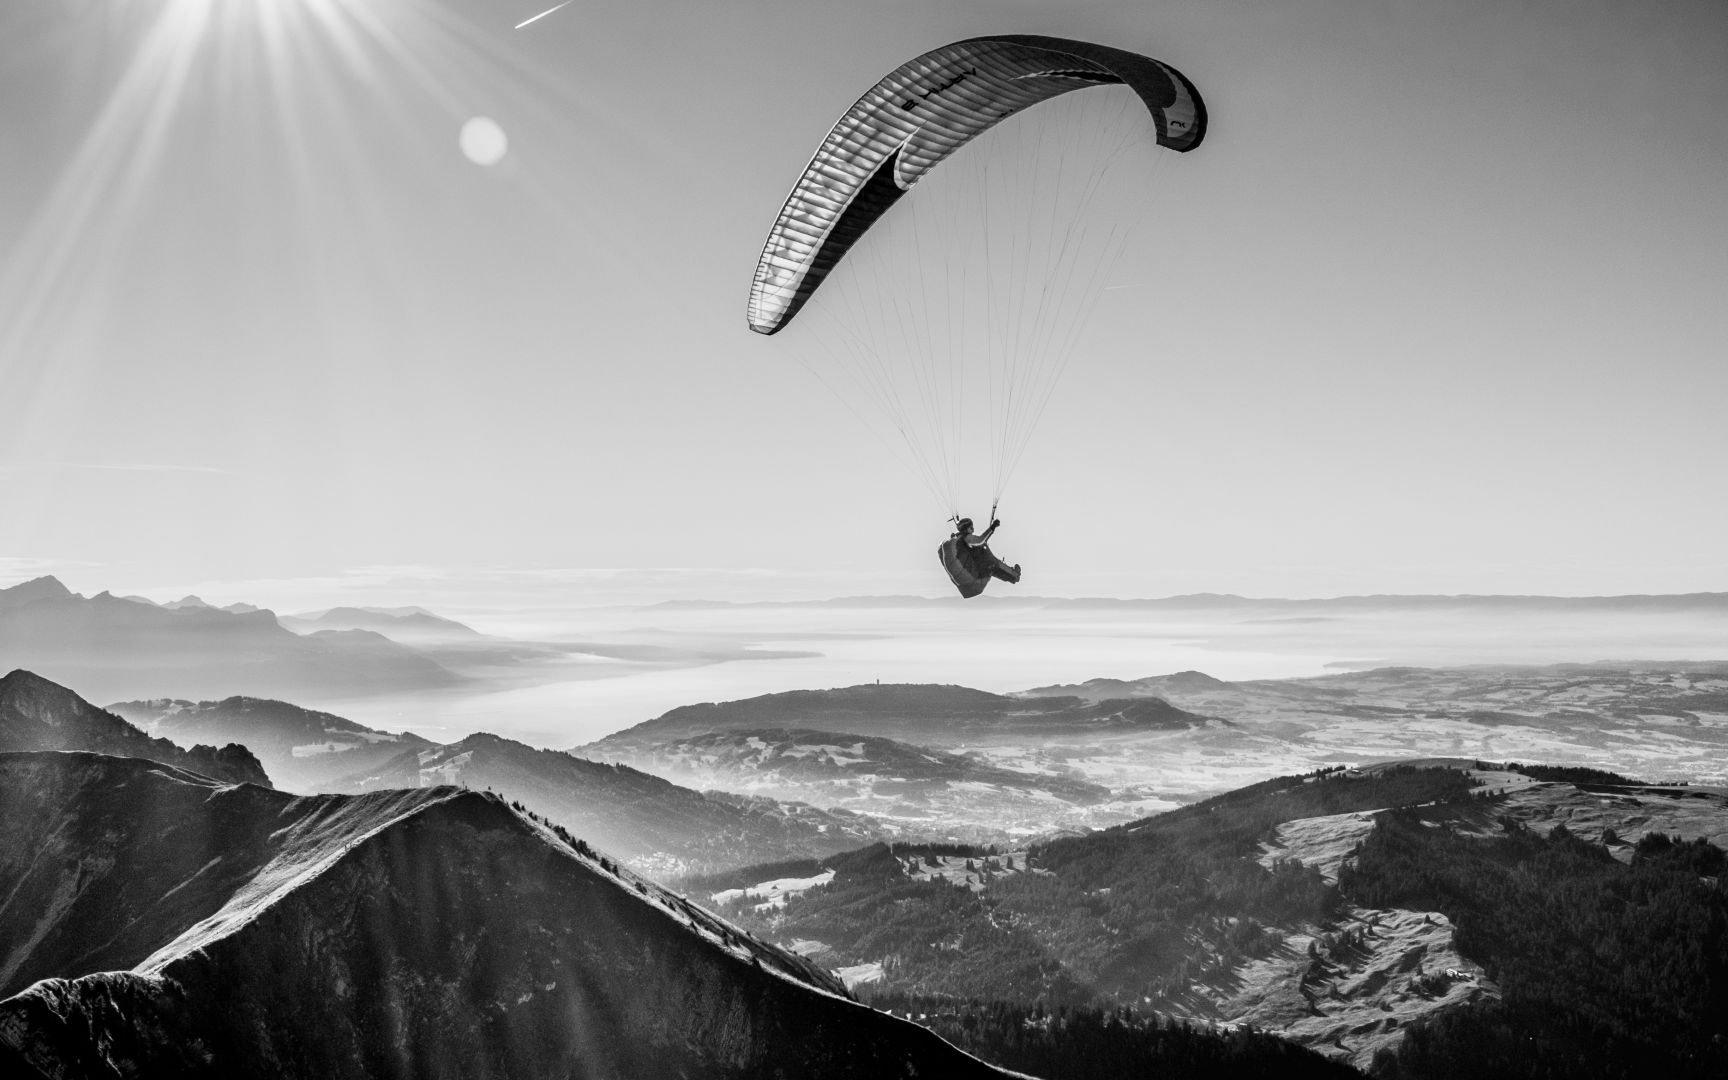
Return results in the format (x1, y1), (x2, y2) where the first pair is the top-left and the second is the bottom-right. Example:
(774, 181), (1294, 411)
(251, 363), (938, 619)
(0, 0), (511, 457)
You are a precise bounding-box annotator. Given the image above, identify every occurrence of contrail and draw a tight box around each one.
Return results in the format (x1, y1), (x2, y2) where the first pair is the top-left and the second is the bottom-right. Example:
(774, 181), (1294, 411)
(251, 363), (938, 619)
(515, 1), (572, 29)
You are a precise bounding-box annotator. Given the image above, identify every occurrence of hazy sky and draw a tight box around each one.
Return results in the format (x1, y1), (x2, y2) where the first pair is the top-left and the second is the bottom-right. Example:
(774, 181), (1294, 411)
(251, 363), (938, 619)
(4, 0), (1725, 612)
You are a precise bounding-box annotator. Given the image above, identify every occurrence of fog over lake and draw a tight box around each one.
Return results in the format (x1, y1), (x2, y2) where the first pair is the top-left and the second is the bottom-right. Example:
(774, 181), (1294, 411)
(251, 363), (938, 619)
(317, 597), (1728, 747)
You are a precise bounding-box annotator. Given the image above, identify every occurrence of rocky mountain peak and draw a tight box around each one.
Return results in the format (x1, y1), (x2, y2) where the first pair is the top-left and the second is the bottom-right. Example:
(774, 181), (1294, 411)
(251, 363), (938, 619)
(0, 575), (73, 610)
(0, 668), (97, 727)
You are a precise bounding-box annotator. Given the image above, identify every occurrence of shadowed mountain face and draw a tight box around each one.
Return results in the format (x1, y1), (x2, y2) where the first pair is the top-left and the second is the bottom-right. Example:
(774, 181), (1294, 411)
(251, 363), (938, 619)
(0, 671), (269, 787)
(108, 695), (432, 792)
(0, 577), (459, 702)
(328, 731), (889, 879)
(0, 752), (361, 998)
(0, 752), (1010, 1079)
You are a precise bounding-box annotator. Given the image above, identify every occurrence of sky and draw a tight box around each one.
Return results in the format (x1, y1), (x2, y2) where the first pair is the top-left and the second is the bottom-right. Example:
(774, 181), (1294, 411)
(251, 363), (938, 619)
(3, 0), (1726, 615)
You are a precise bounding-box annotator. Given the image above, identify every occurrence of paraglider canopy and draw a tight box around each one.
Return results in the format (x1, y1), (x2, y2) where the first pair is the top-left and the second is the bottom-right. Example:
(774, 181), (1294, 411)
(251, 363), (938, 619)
(748, 34), (1206, 336)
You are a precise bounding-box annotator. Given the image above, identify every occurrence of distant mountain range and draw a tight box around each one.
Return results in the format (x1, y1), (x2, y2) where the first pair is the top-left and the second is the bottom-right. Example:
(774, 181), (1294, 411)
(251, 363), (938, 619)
(1017, 669), (1237, 702)
(0, 752), (1010, 1078)
(112, 591), (486, 642)
(146, 594), (261, 613)
(0, 576), (460, 702)
(0, 670), (269, 787)
(0, 575), (822, 707)
(276, 605), (486, 642)
(585, 683), (1222, 754)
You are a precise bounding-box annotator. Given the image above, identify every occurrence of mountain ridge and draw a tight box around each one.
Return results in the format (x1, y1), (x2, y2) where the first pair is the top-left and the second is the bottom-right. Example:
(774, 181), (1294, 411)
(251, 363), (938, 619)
(0, 670), (269, 787)
(585, 682), (1221, 756)
(278, 605), (485, 642)
(328, 729), (889, 878)
(107, 694), (432, 792)
(0, 751), (1015, 1078)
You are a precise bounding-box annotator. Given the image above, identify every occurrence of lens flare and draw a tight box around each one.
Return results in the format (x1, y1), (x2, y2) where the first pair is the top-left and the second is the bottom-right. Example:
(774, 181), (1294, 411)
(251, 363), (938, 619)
(459, 116), (508, 166)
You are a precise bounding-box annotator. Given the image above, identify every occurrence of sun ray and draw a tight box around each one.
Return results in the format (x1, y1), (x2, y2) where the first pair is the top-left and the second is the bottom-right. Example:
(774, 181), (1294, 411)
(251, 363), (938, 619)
(0, 0), (685, 469)
(0, 0), (214, 457)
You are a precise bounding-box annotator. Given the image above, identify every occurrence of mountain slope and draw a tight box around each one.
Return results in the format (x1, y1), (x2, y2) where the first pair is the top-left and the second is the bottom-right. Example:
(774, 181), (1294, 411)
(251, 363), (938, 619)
(330, 732), (888, 878)
(107, 695), (432, 792)
(0, 670), (268, 787)
(699, 761), (1728, 1073)
(0, 752), (1012, 1079)
(0, 751), (404, 998)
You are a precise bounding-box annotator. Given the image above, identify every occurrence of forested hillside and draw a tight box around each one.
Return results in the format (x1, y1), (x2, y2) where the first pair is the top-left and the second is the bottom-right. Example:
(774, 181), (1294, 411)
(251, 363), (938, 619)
(700, 766), (1477, 1005)
(868, 992), (1362, 1080)
(1343, 807), (1728, 1079)
(695, 763), (1728, 1077)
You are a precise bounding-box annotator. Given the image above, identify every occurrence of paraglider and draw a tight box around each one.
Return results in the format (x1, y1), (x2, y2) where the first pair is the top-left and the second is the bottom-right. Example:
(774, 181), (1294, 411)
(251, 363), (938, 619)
(747, 35), (1206, 596)
(939, 517), (1020, 599)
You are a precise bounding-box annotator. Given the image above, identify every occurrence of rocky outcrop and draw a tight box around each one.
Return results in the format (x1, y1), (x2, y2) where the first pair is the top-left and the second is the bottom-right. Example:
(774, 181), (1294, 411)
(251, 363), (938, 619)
(0, 752), (1009, 1079)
